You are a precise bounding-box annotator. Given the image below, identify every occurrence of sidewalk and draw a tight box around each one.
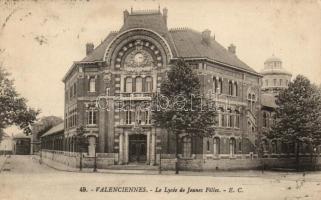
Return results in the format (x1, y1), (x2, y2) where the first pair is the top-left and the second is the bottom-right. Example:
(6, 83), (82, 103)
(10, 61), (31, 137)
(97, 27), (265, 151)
(33, 155), (321, 181)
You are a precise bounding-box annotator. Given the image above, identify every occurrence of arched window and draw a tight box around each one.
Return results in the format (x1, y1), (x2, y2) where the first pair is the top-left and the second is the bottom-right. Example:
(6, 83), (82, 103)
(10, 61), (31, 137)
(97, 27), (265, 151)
(234, 82), (238, 96)
(229, 138), (236, 156)
(213, 76), (218, 93)
(125, 77), (132, 93)
(218, 78), (223, 94)
(247, 91), (256, 112)
(135, 77), (143, 92)
(235, 110), (240, 128)
(218, 107), (224, 127)
(145, 76), (153, 92)
(271, 140), (277, 154)
(228, 109), (233, 127)
(182, 136), (191, 157)
(228, 81), (233, 95)
(263, 112), (267, 127)
(262, 139), (269, 153)
(213, 137), (220, 155)
(281, 142), (288, 154)
(206, 140), (210, 152)
(279, 79), (283, 86)
(89, 77), (96, 92)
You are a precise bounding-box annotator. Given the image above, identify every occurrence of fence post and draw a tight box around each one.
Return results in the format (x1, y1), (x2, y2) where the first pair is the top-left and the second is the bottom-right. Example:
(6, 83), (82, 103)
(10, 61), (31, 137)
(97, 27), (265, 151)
(79, 152), (82, 171)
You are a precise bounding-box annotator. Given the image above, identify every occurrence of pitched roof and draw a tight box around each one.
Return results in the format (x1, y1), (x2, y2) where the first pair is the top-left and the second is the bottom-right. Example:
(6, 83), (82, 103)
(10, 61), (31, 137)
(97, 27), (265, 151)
(169, 29), (256, 73)
(261, 93), (277, 108)
(75, 12), (258, 75)
(120, 12), (168, 34)
(81, 32), (118, 62)
(41, 123), (64, 137)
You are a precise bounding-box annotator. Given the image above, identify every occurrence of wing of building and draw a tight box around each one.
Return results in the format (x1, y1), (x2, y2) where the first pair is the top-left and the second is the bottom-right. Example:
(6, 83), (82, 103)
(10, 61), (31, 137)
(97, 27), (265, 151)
(43, 8), (263, 170)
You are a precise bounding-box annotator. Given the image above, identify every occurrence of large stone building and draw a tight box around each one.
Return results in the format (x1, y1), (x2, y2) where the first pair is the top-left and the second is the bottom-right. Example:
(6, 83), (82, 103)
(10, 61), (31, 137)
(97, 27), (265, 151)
(52, 8), (263, 168)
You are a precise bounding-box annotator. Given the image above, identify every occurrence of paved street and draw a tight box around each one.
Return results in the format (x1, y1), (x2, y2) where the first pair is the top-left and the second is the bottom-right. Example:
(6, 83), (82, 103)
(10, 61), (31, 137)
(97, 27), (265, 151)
(1, 155), (321, 200)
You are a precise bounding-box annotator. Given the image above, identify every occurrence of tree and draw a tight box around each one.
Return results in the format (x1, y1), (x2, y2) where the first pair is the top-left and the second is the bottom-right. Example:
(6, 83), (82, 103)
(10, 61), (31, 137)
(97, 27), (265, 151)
(33, 116), (63, 140)
(269, 75), (321, 170)
(0, 65), (39, 139)
(152, 59), (217, 174)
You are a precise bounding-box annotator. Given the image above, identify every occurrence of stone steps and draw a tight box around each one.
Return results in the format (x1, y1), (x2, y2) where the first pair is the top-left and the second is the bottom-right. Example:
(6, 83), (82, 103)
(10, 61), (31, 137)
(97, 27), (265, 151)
(106, 164), (159, 170)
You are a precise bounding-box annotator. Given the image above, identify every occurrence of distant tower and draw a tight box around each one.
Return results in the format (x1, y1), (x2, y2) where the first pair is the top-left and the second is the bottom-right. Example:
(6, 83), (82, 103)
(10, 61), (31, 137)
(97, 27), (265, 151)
(260, 55), (292, 94)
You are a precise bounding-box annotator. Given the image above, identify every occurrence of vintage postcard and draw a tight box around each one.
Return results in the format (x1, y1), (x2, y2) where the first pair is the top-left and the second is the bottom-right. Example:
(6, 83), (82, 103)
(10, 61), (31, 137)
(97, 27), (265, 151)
(0, 0), (321, 200)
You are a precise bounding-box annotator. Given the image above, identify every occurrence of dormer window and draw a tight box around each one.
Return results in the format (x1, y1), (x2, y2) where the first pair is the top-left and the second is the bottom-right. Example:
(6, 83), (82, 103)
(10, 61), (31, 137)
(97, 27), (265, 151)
(89, 77), (96, 92)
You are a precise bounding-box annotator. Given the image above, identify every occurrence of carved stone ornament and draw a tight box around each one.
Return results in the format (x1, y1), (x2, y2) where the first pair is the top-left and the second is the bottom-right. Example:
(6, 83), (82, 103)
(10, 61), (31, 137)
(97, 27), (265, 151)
(103, 72), (112, 83)
(123, 49), (155, 72)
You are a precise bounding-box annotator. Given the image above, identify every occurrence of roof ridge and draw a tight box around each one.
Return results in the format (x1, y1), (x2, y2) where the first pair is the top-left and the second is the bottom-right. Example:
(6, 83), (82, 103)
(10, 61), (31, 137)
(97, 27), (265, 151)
(169, 27), (191, 32)
(130, 9), (161, 15)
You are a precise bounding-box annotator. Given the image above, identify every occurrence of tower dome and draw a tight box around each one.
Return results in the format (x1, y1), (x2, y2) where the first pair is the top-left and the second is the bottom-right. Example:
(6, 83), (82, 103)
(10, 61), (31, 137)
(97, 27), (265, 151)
(260, 55), (292, 94)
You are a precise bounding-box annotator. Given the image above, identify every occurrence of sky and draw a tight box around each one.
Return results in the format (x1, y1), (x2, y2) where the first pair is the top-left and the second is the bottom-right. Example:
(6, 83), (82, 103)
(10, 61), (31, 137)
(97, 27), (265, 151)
(0, 0), (320, 133)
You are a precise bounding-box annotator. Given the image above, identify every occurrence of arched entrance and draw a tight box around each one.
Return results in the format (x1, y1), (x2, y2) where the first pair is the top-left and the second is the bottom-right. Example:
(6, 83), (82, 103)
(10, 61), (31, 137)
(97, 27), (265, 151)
(129, 134), (147, 163)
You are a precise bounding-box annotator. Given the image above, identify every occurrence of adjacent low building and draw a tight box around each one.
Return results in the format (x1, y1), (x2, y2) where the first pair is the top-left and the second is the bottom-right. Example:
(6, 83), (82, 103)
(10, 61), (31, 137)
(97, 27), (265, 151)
(12, 133), (31, 155)
(0, 133), (13, 155)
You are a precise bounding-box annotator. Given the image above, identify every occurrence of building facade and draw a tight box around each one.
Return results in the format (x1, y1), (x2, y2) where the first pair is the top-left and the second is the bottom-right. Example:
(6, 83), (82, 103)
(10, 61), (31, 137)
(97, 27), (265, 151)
(58, 8), (262, 167)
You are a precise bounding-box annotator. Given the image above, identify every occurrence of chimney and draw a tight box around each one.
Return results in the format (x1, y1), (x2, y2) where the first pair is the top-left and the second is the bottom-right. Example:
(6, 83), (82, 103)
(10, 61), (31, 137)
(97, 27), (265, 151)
(202, 29), (211, 45)
(86, 43), (94, 56)
(228, 44), (236, 54)
(163, 7), (168, 26)
(123, 9), (129, 23)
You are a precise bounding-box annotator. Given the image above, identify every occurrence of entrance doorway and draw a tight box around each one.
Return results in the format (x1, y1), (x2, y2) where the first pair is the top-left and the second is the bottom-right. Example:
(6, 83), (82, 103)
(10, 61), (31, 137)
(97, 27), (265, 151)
(128, 134), (147, 163)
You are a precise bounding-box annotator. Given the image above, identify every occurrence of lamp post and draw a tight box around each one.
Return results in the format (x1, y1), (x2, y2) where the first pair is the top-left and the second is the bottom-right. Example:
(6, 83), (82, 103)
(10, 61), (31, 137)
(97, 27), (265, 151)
(93, 141), (97, 172)
(158, 146), (162, 174)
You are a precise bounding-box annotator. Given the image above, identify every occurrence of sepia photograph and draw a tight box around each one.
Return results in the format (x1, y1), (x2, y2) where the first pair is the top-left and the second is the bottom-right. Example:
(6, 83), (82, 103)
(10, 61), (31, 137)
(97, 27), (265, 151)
(0, 0), (321, 199)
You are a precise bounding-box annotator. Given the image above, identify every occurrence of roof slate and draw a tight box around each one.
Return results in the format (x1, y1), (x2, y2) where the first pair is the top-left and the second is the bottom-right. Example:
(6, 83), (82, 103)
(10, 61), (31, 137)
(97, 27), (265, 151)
(41, 123), (64, 137)
(77, 13), (258, 74)
(120, 13), (168, 34)
(170, 29), (256, 73)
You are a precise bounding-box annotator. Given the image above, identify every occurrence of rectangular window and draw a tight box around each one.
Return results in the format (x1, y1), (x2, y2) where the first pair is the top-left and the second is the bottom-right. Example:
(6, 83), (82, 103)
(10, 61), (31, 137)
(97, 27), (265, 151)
(73, 83), (77, 96)
(89, 77), (96, 92)
(235, 115), (240, 128)
(145, 111), (151, 124)
(273, 79), (276, 86)
(88, 110), (97, 125)
(125, 110), (132, 124)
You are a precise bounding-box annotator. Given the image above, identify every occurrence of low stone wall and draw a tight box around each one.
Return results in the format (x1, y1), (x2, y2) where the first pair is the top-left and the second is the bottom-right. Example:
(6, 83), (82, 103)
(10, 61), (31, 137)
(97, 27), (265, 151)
(41, 150), (80, 169)
(41, 150), (116, 170)
(41, 150), (321, 171)
(262, 156), (321, 170)
(160, 154), (321, 171)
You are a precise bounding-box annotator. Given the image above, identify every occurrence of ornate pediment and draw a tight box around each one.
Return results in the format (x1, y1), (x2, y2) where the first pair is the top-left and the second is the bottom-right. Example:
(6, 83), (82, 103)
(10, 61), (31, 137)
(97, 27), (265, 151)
(115, 39), (164, 72)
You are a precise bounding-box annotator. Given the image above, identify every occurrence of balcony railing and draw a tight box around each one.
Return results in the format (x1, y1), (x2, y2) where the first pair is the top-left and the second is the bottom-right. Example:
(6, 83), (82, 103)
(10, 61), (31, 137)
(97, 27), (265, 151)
(118, 92), (153, 100)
